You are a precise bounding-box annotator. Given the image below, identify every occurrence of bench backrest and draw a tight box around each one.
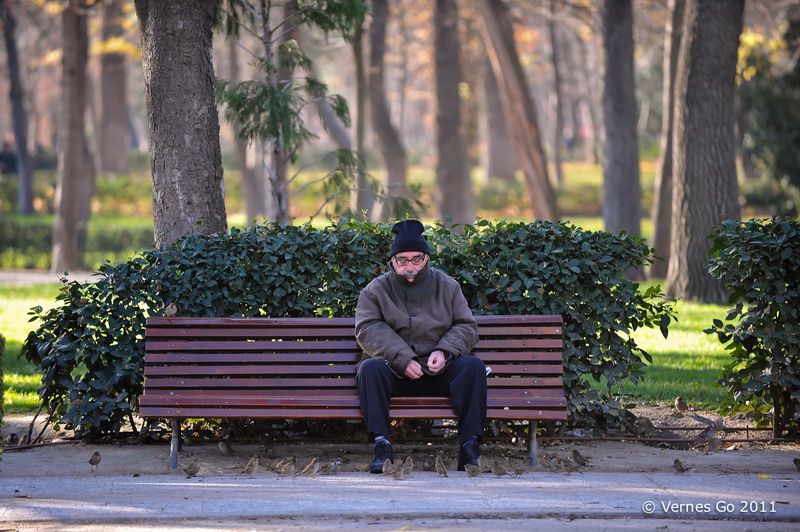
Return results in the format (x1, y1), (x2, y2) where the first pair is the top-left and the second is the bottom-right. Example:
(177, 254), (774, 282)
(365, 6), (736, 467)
(141, 315), (567, 421)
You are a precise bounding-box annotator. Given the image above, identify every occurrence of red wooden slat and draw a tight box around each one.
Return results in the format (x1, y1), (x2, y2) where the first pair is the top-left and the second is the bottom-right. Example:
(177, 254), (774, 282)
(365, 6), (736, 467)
(145, 352), (361, 364)
(139, 406), (566, 420)
(146, 327), (358, 339)
(145, 365), (357, 376)
(145, 340), (361, 352)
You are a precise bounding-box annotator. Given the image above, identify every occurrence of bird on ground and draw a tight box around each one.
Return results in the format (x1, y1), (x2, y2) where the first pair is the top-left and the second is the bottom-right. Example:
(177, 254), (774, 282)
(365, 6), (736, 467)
(536, 453), (554, 471)
(434, 454), (448, 477)
(238, 455), (259, 477)
(297, 458), (320, 477)
(673, 458), (689, 473)
(278, 461), (296, 476)
(381, 458), (394, 475)
(572, 449), (591, 467)
(89, 451), (102, 471)
(7, 433), (19, 445)
(163, 302), (178, 317)
(464, 463), (482, 477)
(675, 396), (689, 414)
(321, 459), (343, 474)
(477, 455), (492, 473)
(182, 458), (201, 478)
(793, 458), (800, 472)
(509, 460), (527, 477)
(490, 460), (509, 477)
(401, 456), (414, 478)
(557, 457), (580, 474)
(218, 439), (235, 456)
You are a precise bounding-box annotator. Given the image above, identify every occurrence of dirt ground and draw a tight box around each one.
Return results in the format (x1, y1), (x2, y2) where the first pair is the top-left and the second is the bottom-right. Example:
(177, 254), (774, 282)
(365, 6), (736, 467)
(2, 403), (798, 478)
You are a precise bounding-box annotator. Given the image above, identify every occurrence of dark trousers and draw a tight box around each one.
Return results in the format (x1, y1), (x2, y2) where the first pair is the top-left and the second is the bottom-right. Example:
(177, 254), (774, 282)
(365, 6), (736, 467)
(357, 356), (487, 446)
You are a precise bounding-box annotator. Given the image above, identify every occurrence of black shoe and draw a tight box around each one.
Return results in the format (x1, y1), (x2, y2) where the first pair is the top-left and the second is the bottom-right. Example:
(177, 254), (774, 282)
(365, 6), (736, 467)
(457, 440), (480, 471)
(369, 441), (393, 474)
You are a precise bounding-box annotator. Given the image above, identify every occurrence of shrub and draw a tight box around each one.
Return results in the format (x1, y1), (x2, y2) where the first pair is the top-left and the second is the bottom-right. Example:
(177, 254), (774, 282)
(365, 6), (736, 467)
(0, 214), (154, 270)
(21, 220), (674, 438)
(705, 218), (800, 437)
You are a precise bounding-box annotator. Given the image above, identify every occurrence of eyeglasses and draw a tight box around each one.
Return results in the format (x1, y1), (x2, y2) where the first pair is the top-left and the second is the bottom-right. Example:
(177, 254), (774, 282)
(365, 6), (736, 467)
(393, 254), (426, 266)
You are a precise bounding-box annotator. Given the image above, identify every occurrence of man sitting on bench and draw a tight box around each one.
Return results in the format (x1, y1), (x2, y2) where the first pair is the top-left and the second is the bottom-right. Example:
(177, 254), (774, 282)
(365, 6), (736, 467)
(355, 219), (487, 473)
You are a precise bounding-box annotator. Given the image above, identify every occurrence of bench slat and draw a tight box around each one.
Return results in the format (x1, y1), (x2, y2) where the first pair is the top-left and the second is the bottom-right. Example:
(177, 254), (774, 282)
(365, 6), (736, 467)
(138, 406), (568, 420)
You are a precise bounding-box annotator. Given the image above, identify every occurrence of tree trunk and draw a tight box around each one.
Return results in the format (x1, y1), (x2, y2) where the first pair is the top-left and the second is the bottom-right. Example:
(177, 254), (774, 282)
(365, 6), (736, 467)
(228, 36), (262, 225)
(579, 34), (601, 165)
(483, 59), (517, 182)
(435, 0), (475, 224)
(650, 0), (684, 279)
(1, 0), (34, 214)
(99, 0), (129, 174)
(52, 1), (92, 272)
(478, 0), (558, 220)
(601, 0), (641, 238)
(352, 19), (373, 217)
(666, 0), (743, 304)
(134, 0), (227, 247)
(370, 0), (409, 221)
(548, 0), (565, 185)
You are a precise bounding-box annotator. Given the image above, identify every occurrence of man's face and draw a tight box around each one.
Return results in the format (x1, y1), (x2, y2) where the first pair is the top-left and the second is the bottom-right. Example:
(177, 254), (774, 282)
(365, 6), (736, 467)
(392, 252), (428, 283)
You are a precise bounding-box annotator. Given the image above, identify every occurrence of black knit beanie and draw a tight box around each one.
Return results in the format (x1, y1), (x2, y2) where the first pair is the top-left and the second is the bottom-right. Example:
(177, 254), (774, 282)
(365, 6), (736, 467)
(390, 219), (430, 256)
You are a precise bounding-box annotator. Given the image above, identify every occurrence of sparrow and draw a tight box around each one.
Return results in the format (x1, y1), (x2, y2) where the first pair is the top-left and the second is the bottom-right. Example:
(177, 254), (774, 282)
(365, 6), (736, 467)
(510, 461), (527, 477)
(634, 416), (657, 436)
(477, 455), (492, 473)
(182, 458), (201, 478)
(382, 458), (394, 475)
(675, 396), (689, 414)
(7, 433), (19, 445)
(572, 450), (591, 467)
(297, 458), (320, 477)
(464, 463), (482, 477)
(793, 458), (800, 472)
(238, 455), (259, 477)
(163, 302), (178, 317)
(435, 454), (448, 477)
(218, 439), (235, 456)
(490, 460), (509, 477)
(557, 457), (580, 473)
(321, 459), (343, 474)
(536, 453), (554, 470)
(401, 456), (414, 477)
(278, 461), (295, 476)
(673, 458), (688, 473)
(89, 451), (102, 470)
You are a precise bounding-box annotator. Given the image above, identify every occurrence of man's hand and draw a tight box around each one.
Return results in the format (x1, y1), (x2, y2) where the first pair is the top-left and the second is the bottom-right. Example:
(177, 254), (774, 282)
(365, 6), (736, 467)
(404, 359), (424, 379)
(427, 350), (447, 375)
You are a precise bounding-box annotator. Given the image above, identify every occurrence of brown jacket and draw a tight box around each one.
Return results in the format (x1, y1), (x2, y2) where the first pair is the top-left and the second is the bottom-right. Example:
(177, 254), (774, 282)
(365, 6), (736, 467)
(355, 262), (479, 377)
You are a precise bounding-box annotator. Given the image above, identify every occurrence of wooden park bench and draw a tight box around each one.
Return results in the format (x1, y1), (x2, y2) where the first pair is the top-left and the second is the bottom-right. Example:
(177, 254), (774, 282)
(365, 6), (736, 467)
(139, 315), (567, 469)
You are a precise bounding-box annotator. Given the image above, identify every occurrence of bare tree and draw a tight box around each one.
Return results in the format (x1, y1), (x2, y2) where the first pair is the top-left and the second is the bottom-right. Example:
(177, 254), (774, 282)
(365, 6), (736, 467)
(601, 0), (641, 238)
(483, 59), (516, 181)
(134, 0), (227, 247)
(99, 0), (128, 174)
(52, 1), (95, 272)
(478, 0), (558, 220)
(650, 0), (685, 279)
(1, 0), (33, 213)
(666, 0), (743, 303)
(548, 0), (565, 185)
(370, 0), (408, 220)
(435, 0), (475, 224)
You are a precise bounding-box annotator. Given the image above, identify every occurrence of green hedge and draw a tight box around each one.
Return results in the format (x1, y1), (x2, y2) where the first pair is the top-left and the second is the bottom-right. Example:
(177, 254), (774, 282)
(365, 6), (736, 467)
(20, 219), (674, 438)
(706, 218), (800, 437)
(0, 215), (154, 270)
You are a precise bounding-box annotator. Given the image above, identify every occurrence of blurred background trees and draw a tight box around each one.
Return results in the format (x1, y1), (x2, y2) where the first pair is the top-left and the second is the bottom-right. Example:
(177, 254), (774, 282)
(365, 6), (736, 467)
(0, 0), (797, 303)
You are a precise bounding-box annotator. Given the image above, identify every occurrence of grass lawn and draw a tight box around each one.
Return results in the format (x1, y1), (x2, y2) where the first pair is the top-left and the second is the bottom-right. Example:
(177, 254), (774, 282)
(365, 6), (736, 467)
(1, 284), (61, 414)
(613, 294), (731, 408)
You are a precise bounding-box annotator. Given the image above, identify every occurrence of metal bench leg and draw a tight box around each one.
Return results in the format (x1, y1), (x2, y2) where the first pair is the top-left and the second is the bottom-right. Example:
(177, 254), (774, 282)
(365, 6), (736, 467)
(170, 418), (181, 469)
(528, 420), (539, 467)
